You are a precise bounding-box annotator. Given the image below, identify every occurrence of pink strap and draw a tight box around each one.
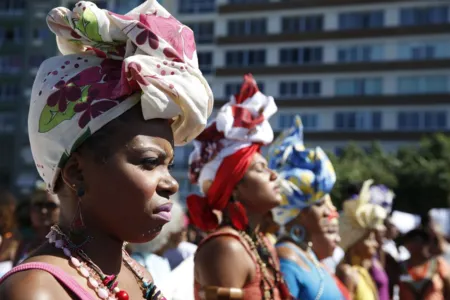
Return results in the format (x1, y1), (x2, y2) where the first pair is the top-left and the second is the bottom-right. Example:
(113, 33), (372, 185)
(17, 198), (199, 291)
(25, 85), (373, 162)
(0, 262), (94, 299)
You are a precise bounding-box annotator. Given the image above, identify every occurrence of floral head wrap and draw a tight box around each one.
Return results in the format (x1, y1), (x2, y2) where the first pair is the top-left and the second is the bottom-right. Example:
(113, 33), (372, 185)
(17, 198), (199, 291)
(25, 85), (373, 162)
(339, 180), (388, 251)
(187, 74), (277, 231)
(28, 0), (213, 191)
(268, 116), (337, 226)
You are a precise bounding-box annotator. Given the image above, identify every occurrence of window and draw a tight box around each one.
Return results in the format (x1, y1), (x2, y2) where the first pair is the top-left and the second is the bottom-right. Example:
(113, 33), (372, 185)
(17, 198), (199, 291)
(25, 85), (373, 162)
(178, 0), (215, 14)
(279, 81), (321, 98)
(229, 0), (269, 3)
(334, 112), (382, 131)
(0, 0), (25, 14)
(339, 11), (384, 30)
(185, 22), (214, 44)
(279, 47), (323, 65)
(1, 26), (23, 44)
(225, 82), (265, 96)
(29, 55), (47, 69)
(397, 111), (447, 130)
(398, 75), (448, 94)
(278, 113), (318, 130)
(0, 56), (22, 74)
(32, 28), (50, 41)
(281, 15), (323, 33)
(228, 18), (266, 36)
(197, 52), (213, 75)
(335, 78), (383, 96)
(225, 50), (266, 67)
(0, 112), (16, 133)
(398, 41), (450, 60)
(337, 45), (383, 62)
(0, 84), (20, 102)
(400, 6), (449, 26)
(174, 145), (193, 170)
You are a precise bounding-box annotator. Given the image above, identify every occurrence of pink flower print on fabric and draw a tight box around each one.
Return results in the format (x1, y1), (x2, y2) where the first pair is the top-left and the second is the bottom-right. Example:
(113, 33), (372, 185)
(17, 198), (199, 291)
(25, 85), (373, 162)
(138, 13), (196, 63)
(73, 88), (118, 128)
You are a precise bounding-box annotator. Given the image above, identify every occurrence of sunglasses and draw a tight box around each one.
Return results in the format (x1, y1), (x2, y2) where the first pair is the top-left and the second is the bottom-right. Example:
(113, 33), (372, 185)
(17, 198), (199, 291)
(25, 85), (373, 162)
(32, 202), (59, 211)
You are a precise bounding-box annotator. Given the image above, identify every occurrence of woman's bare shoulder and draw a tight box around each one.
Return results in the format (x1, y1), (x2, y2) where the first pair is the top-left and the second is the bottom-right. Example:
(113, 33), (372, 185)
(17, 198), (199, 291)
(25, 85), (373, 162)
(194, 230), (254, 287)
(0, 268), (71, 300)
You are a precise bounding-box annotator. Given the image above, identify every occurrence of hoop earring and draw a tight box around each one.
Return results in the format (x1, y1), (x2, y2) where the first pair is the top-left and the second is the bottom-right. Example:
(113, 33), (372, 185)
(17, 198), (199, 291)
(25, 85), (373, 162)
(70, 187), (86, 235)
(290, 224), (306, 244)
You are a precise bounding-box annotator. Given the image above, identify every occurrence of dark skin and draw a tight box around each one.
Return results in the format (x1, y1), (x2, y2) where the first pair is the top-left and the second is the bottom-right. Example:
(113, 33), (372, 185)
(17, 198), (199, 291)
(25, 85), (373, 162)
(337, 231), (379, 295)
(194, 153), (282, 295)
(277, 196), (339, 273)
(401, 236), (450, 299)
(0, 106), (179, 299)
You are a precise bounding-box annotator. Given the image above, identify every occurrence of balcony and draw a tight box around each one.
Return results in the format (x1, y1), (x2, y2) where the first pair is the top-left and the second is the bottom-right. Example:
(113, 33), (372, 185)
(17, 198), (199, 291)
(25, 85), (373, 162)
(219, 0), (411, 14)
(217, 24), (450, 45)
(215, 58), (450, 76)
(213, 94), (450, 108)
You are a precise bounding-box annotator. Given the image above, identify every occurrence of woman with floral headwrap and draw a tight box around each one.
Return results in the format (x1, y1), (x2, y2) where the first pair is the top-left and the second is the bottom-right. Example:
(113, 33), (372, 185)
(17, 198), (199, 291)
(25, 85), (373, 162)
(337, 180), (388, 300)
(0, 1), (212, 299)
(187, 75), (291, 300)
(268, 116), (348, 300)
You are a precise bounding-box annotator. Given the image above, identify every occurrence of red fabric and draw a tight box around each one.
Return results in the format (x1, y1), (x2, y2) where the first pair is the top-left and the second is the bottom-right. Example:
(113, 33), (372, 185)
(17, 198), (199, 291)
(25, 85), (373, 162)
(187, 145), (260, 231)
(231, 106), (265, 129)
(235, 74), (259, 104)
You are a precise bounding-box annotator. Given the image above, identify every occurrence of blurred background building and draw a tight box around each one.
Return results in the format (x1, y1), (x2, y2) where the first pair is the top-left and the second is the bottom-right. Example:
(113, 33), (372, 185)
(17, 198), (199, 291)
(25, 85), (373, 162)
(1, 0), (449, 200)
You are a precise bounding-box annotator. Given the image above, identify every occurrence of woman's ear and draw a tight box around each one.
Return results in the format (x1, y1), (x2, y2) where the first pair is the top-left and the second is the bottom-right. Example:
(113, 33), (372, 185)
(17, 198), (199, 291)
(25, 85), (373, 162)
(60, 153), (84, 192)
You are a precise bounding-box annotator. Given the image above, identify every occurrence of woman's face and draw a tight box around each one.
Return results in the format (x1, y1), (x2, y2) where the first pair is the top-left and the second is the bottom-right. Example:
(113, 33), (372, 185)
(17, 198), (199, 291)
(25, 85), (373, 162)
(353, 231), (379, 260)
(234, 152), (282, 214)
(30, 192), (60, 230)
(66, 108), (179, 243)
(299, 196), (340, 260)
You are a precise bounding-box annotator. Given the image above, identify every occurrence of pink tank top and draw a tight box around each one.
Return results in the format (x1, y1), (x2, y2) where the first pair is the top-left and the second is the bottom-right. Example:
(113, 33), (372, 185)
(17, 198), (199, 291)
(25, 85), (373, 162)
(0, 262), (94, 299)
(193, 228), (282, 300)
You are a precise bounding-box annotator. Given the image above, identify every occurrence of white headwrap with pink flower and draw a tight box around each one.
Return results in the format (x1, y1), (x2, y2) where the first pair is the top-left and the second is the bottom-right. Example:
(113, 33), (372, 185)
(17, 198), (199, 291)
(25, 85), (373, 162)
(28, 0), (213, 191)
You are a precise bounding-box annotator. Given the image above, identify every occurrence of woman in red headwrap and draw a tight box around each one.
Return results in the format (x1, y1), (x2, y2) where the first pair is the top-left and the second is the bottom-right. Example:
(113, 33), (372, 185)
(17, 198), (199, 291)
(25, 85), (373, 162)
(187, 75), (291, 300)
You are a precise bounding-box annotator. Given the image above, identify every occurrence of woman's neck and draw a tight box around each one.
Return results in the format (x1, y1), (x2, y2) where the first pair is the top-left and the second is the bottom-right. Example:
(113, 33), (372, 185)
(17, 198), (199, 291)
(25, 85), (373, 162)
(246, 211), (263, 234)
(57, 221), (124, 275)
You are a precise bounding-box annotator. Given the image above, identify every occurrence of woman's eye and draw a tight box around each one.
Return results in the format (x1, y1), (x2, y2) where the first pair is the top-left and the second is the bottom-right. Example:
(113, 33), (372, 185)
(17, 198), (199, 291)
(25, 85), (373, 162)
(141, 158), (159, 170)
(168, 163), (175, 171)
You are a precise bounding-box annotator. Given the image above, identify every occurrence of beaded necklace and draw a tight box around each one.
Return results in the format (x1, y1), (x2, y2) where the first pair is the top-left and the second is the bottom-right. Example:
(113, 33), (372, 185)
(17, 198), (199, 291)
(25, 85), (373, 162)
(239, 230), (291, 299)
(47, 225), (166, 300)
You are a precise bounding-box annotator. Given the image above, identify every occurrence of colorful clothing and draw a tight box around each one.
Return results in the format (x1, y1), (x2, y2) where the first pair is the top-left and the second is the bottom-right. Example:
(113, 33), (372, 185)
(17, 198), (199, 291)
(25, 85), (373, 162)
(353, 266), (378, 300)
(369, 259), (389, 300)
(267, 116), (336, 226)
(194, 228), (282, 300)
(29, 0), (213, 191)
(399, 257), (449, 300)
(277, 243), (344, 300)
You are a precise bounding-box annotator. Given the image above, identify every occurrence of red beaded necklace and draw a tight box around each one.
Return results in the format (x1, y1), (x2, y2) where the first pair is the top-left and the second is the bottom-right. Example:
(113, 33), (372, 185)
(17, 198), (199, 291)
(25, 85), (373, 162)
(47, 226), (166, 300)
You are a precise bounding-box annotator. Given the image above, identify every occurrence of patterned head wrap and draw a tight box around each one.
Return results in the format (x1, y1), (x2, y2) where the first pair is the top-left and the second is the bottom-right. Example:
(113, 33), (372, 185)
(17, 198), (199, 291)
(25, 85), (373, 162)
(268, 116), (336, 226)
(187, 74), (277, 231)
(369, 185), (395, 214)
(28, 0), (213, 191)
(339, 180), (388, 251)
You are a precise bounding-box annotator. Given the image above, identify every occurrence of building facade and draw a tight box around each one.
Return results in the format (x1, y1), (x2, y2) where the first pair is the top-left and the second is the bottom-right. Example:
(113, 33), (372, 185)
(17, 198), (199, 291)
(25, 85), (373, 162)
(0, 0), (146, 193)
(171, 0), (450, 201)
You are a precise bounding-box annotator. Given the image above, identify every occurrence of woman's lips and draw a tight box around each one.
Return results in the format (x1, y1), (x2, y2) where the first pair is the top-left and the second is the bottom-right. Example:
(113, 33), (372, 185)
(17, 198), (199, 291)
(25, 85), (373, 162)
(153, 203), (173, 222)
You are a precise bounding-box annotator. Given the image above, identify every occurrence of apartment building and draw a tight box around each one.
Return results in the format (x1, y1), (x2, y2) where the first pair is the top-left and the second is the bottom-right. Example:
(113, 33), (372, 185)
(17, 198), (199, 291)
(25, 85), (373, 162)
(170, 0), (450, 200)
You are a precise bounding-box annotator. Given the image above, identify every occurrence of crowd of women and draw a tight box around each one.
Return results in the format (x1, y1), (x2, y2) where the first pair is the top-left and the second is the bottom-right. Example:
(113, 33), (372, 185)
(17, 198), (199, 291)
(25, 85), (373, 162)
(0, 0), (449, 299)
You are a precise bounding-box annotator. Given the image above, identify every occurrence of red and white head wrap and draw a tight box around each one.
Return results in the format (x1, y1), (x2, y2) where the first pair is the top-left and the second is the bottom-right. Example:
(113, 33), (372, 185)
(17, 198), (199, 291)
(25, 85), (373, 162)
(186, 74), (277, 231)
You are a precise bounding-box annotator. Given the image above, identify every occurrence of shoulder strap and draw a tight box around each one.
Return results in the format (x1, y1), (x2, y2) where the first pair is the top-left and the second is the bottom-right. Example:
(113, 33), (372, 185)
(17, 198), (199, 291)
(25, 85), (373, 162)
(0, 262), (94, 300)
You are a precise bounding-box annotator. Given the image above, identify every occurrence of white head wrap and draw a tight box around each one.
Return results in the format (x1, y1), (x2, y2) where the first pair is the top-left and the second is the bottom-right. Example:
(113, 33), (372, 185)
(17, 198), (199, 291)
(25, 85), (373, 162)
(28, 0), (213, 191)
